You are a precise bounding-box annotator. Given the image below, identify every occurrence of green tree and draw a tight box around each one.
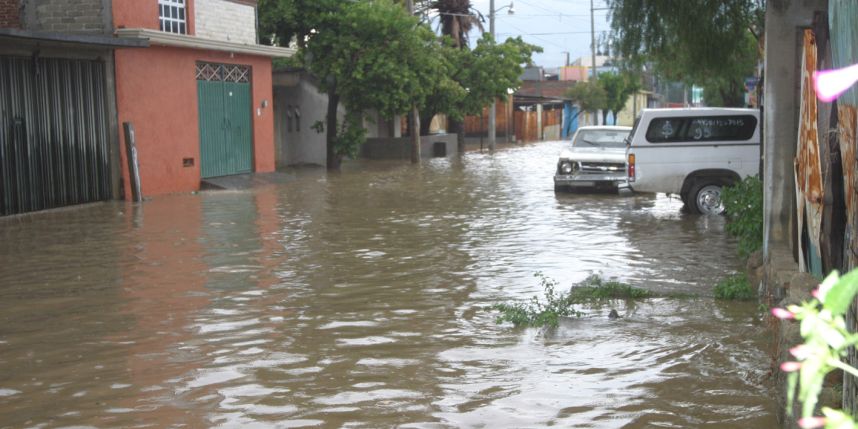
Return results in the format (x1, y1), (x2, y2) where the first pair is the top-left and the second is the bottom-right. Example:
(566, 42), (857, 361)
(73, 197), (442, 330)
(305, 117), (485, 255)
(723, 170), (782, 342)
(260, 0), (444, 169)
(415, 0), (483, 151)
(419, 35), (540, 135)
(257, 0), (338, 48)
(565, 81), (608, 123)
(598, 71), (640, 124)
(607, 0), (763, 107)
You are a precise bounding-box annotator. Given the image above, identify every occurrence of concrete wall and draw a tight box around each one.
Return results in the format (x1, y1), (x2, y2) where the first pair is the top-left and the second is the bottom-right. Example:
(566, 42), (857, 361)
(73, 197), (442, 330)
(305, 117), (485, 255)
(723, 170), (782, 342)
(616, 92), (648, 126)
(114, 45), (274, 197)
(19, 0), (109, 33)
(362, 134), (457, 160)
(273, 73), (330, 167)
(0, 0), (19, 27)
(763, 0), (828, 257)
(194, 0), (255, 44)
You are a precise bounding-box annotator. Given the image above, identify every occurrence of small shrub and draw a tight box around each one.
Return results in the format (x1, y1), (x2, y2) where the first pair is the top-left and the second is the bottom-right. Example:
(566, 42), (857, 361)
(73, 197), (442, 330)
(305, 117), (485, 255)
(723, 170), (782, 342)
(493, 274), (582, 328)
(722, 175), (763, 257)
(714, 273), (756, 300)
(568, 275), (651, 300)
(493, 274), (649, 328)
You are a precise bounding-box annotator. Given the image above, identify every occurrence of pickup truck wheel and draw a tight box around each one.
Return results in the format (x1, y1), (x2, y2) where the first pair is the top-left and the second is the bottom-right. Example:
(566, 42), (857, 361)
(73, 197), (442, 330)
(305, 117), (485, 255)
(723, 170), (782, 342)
(689, 182), (725, 215)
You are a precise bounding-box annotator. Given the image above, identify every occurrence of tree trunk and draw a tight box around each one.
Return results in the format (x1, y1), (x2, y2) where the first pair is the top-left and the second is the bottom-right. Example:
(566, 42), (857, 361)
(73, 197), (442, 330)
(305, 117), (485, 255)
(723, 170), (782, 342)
(720, 81), (746, 107)
(411, 106), (421, 164)
(326, 89), (341, 170)
(449, 118), (465, 154)
(419, 111), (433, 136)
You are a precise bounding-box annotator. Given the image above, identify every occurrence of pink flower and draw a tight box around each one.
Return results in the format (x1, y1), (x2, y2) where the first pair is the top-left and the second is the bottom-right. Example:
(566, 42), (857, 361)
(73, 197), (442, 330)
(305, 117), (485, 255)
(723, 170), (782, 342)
(780, 361), (802, 372)
(789, 345), (813, 361)
(771, 308), (795, 320)
(814, 63), (858, 103)
(811, 289), (821, 300)
(797, 416), (826, 428)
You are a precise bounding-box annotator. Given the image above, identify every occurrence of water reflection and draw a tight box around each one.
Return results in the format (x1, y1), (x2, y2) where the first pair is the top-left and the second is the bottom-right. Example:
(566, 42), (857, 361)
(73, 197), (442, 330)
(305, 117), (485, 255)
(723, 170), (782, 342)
(0, 141), (774, 427)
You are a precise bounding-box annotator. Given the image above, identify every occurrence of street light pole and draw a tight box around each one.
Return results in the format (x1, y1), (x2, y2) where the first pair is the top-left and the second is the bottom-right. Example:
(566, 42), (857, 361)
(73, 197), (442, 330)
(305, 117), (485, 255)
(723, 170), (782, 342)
(489, 0), (497, 153)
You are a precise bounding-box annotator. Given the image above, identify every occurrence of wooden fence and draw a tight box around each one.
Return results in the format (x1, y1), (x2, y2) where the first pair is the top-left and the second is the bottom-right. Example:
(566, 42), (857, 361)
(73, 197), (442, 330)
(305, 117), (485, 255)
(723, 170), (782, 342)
(463, 102), (563, 142)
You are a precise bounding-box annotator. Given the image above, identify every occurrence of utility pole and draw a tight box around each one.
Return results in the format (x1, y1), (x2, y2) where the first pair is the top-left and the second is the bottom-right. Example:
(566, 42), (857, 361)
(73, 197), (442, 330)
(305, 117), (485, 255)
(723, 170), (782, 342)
(406, 0), (421, 162)
(488, 0), (497, 153)
(590, 0), (597, 85)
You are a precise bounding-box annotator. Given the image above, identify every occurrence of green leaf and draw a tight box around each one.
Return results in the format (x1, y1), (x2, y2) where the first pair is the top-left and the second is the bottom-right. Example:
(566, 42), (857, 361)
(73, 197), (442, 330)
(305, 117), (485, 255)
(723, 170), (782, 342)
(822, 271), (858, 316)
(821, 407), (858, 429)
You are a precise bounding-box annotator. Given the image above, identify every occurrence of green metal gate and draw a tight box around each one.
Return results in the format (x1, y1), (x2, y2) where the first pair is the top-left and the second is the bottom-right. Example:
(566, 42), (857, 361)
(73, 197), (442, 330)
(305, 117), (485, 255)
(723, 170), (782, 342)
(196, 63), (252, 178)
(0, 56), (112, 216)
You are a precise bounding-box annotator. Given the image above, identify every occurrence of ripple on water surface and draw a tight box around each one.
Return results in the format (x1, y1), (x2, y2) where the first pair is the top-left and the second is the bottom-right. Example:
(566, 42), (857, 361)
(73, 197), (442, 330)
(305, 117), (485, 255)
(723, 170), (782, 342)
(0, 141), (774, 427)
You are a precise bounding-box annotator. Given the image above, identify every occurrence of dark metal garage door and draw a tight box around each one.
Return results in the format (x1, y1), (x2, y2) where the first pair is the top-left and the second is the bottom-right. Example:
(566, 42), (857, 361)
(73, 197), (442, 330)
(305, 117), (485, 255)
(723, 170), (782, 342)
(0, 56), (112, 216)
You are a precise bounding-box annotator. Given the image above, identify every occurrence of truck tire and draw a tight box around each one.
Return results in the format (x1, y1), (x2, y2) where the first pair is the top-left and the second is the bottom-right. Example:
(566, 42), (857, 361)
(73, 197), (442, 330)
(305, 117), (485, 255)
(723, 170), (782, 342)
(688, 181), (726, 215)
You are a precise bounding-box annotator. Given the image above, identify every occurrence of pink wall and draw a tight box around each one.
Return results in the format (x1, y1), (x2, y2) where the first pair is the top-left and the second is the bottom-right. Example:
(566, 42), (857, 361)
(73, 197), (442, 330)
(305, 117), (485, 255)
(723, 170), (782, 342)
(113, 0), (196, 34)
(114, 45), (275, 198)
(560, 66), (589, 82)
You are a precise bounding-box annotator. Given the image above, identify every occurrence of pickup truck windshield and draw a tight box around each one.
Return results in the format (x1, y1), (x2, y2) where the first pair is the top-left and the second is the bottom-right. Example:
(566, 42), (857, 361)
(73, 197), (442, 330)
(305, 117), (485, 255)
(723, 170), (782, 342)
(573, 129), (630, 148)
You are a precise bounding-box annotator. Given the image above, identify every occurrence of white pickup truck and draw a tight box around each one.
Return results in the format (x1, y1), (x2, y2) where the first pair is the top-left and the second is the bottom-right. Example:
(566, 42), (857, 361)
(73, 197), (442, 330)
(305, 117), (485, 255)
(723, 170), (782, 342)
(625, 108), (761, 214)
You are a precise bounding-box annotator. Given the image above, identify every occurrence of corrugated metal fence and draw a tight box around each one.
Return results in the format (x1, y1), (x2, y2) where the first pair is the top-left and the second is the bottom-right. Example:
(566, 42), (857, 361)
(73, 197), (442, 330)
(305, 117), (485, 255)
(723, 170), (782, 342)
(0, 56), (112, 216)
(792, 0), (858, 414)
(826, 0), (858, 414)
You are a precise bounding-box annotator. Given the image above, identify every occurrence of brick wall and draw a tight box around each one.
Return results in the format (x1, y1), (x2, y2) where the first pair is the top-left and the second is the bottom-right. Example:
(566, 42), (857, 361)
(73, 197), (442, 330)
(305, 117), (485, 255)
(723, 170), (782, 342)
(23, 0), (106, 34)
(194, 0), (255, 44)
(0, 0), (20, 28)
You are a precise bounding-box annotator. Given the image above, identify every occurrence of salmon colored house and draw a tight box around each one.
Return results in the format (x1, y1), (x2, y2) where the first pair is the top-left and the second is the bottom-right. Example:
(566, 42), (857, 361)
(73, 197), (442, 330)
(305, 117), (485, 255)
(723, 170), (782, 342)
(111, 0), (294, 197)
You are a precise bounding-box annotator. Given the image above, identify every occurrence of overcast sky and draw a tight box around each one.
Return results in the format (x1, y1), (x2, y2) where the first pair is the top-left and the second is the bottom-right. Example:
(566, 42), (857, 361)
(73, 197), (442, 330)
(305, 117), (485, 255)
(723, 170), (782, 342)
(462, 0), (613, 68)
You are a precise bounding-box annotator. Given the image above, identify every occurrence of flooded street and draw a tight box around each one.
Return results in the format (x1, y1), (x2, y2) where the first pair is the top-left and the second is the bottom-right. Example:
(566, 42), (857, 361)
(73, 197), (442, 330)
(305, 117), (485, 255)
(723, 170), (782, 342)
(0, 141), (776, 428)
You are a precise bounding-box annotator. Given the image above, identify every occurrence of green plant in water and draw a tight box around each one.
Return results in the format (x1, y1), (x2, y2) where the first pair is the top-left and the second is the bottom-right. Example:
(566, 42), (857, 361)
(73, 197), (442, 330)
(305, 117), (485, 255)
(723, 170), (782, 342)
(722, 175), (763, 258)
(774, 269), (858, 428)
(493, 273), (582, 328)
(568, 274), (651, 300)
(714, 272), (756, 301)
(493, 274), (649, 328)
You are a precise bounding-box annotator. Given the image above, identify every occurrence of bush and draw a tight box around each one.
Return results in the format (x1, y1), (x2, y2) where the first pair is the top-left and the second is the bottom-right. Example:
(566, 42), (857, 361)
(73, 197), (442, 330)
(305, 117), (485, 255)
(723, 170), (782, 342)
(714, 273), (756, 300)
(493, 274), (581, 328)
(722, 175), (763, 257)
(493, 274), (649, 328)
(568, 275), (651, 300)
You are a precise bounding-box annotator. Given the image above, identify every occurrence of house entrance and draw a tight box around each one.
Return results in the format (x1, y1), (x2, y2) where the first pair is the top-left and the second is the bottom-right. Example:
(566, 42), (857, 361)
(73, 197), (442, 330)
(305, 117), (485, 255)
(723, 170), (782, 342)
(196, 63), (252, 179)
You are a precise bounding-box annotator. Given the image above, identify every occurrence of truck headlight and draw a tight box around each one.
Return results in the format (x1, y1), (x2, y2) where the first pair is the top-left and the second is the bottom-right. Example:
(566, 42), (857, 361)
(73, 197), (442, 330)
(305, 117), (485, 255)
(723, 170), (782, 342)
(560, 161), (580, 174)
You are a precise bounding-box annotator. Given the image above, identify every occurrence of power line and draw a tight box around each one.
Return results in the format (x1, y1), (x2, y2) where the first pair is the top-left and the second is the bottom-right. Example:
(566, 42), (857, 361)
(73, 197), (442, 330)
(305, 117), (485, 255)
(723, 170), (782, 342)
(496, 30), (608, 36)
(501, 20), (569, 50)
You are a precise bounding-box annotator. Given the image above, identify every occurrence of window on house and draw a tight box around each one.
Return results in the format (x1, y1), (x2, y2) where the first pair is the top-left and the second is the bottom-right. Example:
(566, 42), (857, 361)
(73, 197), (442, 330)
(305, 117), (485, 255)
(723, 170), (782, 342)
(159, 0), (187, 35)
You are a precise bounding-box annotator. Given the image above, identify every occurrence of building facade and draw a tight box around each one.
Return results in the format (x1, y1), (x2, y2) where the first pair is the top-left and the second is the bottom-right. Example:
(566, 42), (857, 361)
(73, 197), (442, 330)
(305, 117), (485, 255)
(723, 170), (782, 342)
(112, 0), (293, 196)
(0, 0), (143, 216)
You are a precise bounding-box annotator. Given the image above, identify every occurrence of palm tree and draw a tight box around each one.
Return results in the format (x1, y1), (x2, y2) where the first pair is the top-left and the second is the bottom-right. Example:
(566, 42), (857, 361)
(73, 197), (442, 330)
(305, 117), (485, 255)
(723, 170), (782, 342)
(419, 0), (484, 49)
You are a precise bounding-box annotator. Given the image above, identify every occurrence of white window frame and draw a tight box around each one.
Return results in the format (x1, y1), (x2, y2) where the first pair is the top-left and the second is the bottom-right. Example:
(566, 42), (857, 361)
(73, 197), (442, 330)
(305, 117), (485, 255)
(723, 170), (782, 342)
(159, 0), (187, 35)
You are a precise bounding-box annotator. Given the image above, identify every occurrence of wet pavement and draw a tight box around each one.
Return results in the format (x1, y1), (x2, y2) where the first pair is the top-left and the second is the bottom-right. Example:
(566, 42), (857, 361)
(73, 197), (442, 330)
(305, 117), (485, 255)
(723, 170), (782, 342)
(0, 141), (776, 428)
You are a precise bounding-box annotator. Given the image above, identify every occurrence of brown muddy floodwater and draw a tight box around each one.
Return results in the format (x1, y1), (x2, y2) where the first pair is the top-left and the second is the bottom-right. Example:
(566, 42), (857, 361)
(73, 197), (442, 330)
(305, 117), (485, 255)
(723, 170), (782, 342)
(0, 141), (776, 428)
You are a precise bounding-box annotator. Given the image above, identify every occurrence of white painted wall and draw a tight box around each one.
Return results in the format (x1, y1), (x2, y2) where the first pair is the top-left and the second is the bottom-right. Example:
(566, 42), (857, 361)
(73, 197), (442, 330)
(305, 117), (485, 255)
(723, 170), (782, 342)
(194, 0), (256, 44)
